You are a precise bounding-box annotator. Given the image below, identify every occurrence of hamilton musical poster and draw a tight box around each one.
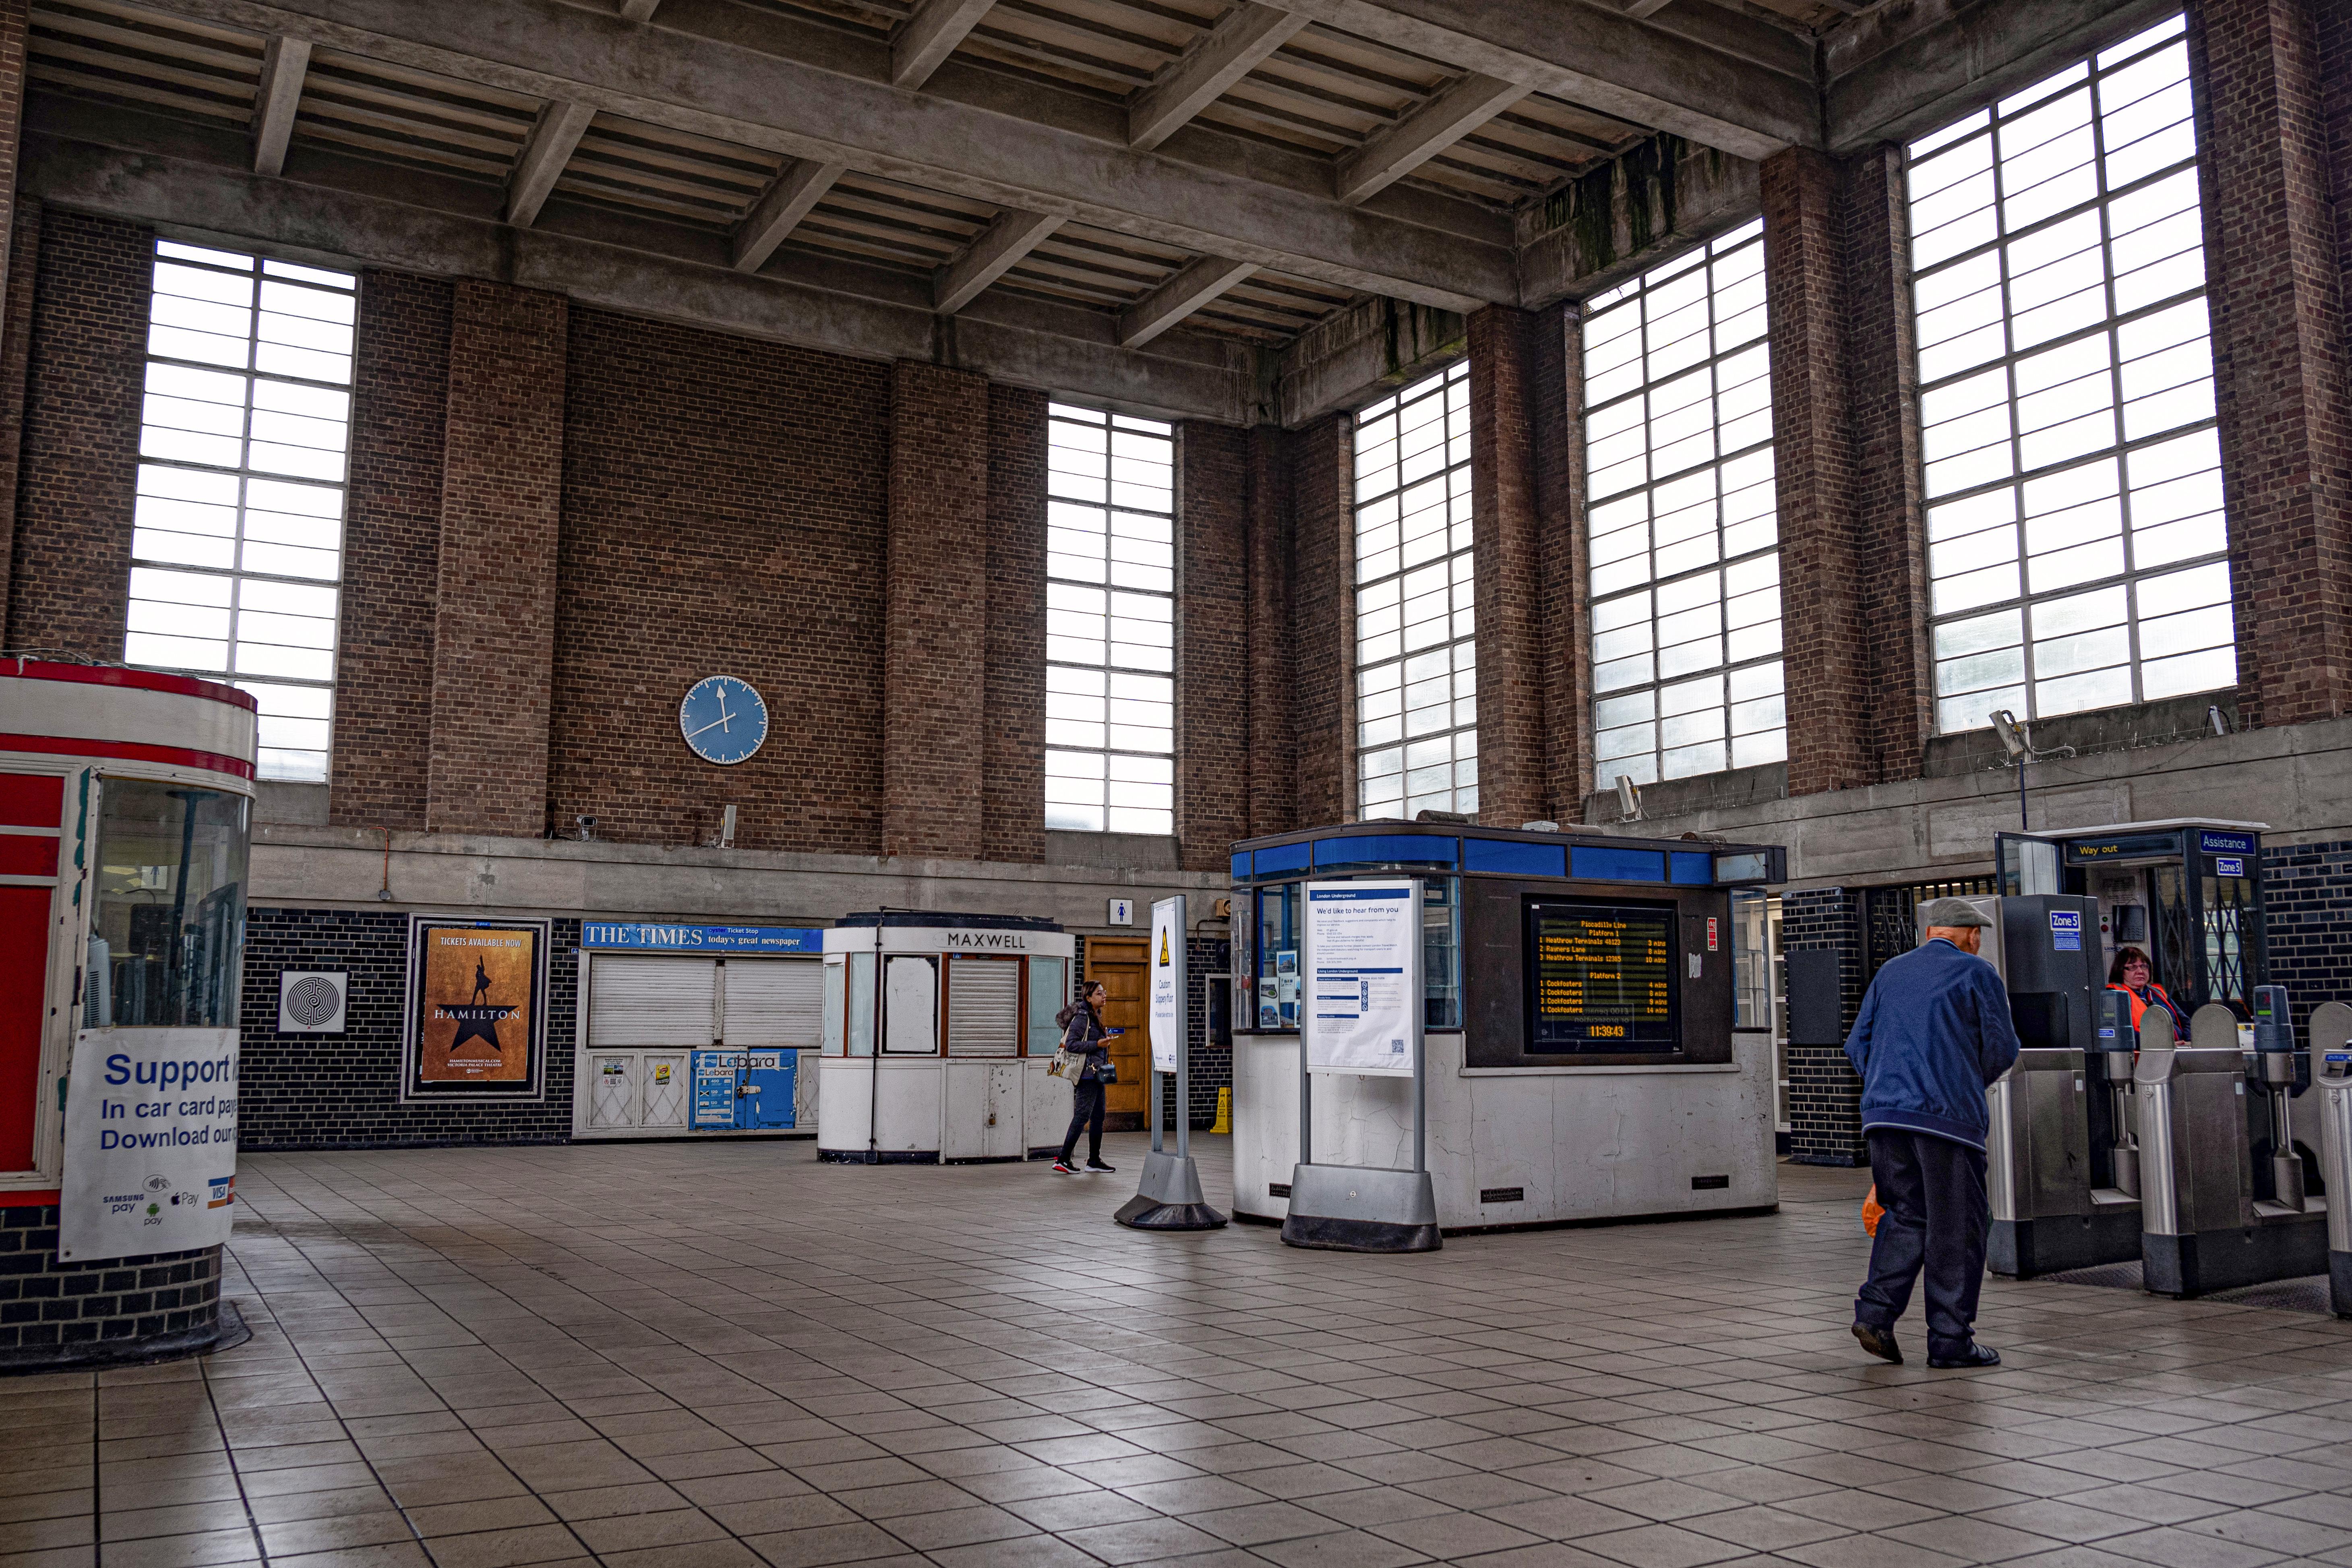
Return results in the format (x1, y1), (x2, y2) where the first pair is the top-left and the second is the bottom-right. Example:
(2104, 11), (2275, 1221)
(402, 917), (550, 1100)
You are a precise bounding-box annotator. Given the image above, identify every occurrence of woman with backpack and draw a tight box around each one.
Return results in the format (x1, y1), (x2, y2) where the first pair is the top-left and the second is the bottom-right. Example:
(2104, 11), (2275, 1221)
(1052, 982), (1117, 1175)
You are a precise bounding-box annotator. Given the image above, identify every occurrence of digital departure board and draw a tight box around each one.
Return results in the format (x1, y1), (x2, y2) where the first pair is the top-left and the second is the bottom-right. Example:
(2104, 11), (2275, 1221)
(1525, 900), (1680, 1052)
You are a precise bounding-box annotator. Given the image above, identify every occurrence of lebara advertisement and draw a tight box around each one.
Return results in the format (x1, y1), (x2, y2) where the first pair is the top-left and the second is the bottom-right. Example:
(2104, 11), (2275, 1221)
(59, 1027), (238, 1262)
(403, 917), (550, 1099)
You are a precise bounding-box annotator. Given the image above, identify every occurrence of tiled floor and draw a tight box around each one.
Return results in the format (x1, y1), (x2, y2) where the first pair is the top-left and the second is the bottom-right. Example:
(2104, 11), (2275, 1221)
(11, 1137), (2352, 1568)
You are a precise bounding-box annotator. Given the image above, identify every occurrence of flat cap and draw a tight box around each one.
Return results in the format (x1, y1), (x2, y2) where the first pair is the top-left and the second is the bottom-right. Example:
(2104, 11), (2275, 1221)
(1919, 896), (1992, 929)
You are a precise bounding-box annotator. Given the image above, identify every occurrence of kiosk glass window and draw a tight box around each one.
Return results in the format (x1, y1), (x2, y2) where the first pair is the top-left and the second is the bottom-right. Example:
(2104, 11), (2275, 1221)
(1252, 875), (1458, 1030)
(125, 240), (356, 782)
(1908, 17), (2236, 732)
(1045, 405), (1175, 834)
(88, 780), (249, 1029)
(1353, 362), (1476, 820)
(1580, 221), (1784, 790)
(1028, 956), (1068, 1054)
(1255, 884), (1301, 1030)
(824, 953), (877, 1056)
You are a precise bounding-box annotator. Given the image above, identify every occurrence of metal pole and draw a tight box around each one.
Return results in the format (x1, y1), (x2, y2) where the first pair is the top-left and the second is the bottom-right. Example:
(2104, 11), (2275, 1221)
(1176, 957), (1190, 1163)
(1298, 886), (1312, 1168)
(1150, 1057), (1163, 1154)
(1411, 879), (1425, 1175)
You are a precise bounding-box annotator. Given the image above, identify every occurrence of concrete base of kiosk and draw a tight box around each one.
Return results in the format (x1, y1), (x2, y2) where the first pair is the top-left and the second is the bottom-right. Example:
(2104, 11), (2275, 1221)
(1230, 1034), (1777, 1232)
(1278, 1163), (1439, 1252)
(1114, 1150), (1227, 1230)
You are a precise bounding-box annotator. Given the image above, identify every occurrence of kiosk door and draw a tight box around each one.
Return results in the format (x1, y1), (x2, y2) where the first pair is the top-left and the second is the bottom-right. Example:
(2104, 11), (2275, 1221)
(1086, 939), (1148, 1123)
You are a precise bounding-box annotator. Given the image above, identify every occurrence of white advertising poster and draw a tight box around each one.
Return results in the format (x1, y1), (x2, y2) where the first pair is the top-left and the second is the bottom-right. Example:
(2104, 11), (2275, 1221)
(1303, 880), (1420, 1077)
(59, 1028), (240, 1262)
(1149, 895), (1184, 1074)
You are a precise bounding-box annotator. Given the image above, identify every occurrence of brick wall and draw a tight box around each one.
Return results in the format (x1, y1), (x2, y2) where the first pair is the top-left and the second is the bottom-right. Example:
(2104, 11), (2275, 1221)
(1781, 885), (1866, 1165)
(1467, 306), (1547, 828)
(2191, 0), (2352, 729)
(1841, 146), (1934, 784)
(1533, 301), (1590, 821)
(2264, 839), (2352, 1034)
(0, 1210), (220, 1363)
(547, 309), (889, 853)
(425, 281), (567, 836)
(985, 384), (1046, 865)
(1290, 415), (1353, 827)
(1762, 151), (1872, 800)
(1178, 420), (1249, 871)
(1245, 425), (1296, 838)
(882, 361), (989, 861)
(0, 198), (37, 629)
(5, 209), (145, 654)
(237, 908), (579, 1148)
(329, 270), (450, 831)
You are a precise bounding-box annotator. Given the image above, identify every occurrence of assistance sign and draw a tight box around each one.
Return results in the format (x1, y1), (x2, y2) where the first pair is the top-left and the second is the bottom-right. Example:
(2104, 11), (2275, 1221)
(1148, 896), (1184, 1074)
(1303, 880), (1419, 1078)
(59, 1027), (239, 1262)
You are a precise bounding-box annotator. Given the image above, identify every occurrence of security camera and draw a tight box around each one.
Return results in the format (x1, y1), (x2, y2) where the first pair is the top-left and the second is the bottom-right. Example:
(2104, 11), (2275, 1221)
(575, 815), (596, 842)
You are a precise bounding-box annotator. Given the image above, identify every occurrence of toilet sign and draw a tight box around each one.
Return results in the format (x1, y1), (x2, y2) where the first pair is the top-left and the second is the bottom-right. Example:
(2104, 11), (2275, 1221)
(1148, 896), (1184, 1074)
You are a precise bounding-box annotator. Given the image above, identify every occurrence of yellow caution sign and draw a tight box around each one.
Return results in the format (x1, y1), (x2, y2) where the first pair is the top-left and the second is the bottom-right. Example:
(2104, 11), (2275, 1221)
(1213, 1086), (1231, 1135)
(1159, 928), (1171, 966)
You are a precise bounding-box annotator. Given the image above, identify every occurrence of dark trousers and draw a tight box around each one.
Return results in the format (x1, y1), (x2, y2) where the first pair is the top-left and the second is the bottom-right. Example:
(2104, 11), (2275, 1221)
(1856, 1127), (1989, 1357)
(1059, 1079), (1105, 1163)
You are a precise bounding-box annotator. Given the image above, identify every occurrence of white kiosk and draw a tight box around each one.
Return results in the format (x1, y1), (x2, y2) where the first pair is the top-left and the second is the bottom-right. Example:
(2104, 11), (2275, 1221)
(817, 912), (1078, 1163)
(1229, 823), (1787, 1233)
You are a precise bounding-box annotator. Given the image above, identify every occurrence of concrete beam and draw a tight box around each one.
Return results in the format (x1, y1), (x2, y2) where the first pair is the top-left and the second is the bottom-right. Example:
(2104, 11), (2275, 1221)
(250, 34), (310, 176)
(935, 207), (1060, 314)
(23, 122), (1258, 423)
(731, 157), (843, 271)
(1119, 254), (1256, 347)
(1274, 293), (1464, 427)
(1825, 0), (2175, 151)
(617, 0), (659, 18)
(1251, 0), (1815, 159)
(1621, 0), (1674, 15)
(1128, 3), (1307, 153)
(1335, 72), (1523, 205)
(505, 98), (594, 226)
(142, 0), (1512, 311)
(1516, 138), (1760, 306)
(892, 0), (995, 90)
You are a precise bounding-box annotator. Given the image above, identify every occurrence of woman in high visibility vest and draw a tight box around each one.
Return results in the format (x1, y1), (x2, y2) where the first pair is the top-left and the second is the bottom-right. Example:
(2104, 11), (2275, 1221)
(2107, 945), (2182, 1041)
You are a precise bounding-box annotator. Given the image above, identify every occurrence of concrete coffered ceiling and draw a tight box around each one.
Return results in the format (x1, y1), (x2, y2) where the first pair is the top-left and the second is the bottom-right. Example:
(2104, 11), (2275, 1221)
(23, 0), (2175, 424)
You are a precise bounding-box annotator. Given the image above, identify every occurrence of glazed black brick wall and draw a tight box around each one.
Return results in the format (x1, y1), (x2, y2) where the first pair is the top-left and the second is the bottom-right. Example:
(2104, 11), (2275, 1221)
(1781, 885), (1866, 1167)
(2265, 840), (2352, 1034)
(238, 908), (579, 1149)
(0, 1205), (219, 1355)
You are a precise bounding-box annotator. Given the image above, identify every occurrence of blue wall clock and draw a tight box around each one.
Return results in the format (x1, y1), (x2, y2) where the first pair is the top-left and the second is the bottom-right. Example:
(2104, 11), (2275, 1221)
(678, 676), (769, 765)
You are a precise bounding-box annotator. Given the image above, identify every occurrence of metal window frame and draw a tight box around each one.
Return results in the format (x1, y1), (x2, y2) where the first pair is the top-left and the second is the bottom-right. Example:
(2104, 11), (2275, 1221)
(1906, 17), (2232, 732)
(1352, 358), (1475, 822)
(129, 238), (356, 781)
(1044, 403), (1177, 835)
(1580, 223), (1785, 792)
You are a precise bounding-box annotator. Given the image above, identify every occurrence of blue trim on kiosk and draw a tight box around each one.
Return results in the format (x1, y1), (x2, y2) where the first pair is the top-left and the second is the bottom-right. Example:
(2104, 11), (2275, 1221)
(1231, 823), (1785, 887)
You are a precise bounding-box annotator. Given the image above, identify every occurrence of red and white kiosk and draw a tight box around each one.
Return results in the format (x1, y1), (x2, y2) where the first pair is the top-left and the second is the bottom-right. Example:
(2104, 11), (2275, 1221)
(0, 657), (255, 1367)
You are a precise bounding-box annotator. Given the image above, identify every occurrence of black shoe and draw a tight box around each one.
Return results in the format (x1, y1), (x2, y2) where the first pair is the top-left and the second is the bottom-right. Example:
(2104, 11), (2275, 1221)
(1051, 1160), (1079, 1174)
(1084, 1160), (1116, 1173)
(1928, 1343), (2000, 1370)
(1852, 1323), (1902, 1364)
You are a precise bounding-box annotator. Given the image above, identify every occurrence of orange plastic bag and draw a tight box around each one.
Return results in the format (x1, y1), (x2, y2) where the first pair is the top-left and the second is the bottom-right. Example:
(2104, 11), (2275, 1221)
(1862, 1185), (1884, 1237)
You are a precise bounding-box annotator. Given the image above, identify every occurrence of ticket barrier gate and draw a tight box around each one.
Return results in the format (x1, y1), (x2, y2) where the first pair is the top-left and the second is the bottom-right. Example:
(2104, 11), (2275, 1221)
(2135, 987), (2325, 1297)
(1974, 895), (2143, 1277)
(2300, 1003), (2352, 1316)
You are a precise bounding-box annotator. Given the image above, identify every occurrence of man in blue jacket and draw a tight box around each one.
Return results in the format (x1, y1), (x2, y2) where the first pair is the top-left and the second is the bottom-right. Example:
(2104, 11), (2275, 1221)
(1846, 897), (2021, 1370)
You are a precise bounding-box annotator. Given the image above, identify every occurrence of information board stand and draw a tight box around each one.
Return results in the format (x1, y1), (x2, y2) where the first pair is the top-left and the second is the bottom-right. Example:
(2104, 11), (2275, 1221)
(1280, 879), (1440, 1252)
(1116, 894), (1228, 1230)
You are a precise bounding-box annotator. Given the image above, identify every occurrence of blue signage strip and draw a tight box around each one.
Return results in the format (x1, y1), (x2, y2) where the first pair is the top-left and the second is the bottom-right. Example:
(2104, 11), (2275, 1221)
(2049, 910), (2083, 952)
(580, 923), (825, 953)
(1570, 845), (1667, 883)
(2199, 829), (2256, 855)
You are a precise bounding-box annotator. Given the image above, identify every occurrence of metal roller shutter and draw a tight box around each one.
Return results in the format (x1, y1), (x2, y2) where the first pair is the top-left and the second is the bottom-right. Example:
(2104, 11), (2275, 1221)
(722, 959), (824, 1046)
(945, 958), (1021, 1056)
(589, 956), (716, 1047)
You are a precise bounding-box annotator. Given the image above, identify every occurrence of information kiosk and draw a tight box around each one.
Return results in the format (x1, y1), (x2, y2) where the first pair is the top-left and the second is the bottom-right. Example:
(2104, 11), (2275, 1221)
(816, 912), (1077, 1164)
(1229, 823), (1786, 1232)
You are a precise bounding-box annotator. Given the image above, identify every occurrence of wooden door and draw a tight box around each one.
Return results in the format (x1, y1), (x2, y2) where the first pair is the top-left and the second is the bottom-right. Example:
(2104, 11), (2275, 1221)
(1086, 939), (1148, 1125)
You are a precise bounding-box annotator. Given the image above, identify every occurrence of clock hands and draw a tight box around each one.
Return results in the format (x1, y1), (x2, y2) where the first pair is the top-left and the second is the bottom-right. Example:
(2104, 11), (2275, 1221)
(684, 712), (734, 741)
